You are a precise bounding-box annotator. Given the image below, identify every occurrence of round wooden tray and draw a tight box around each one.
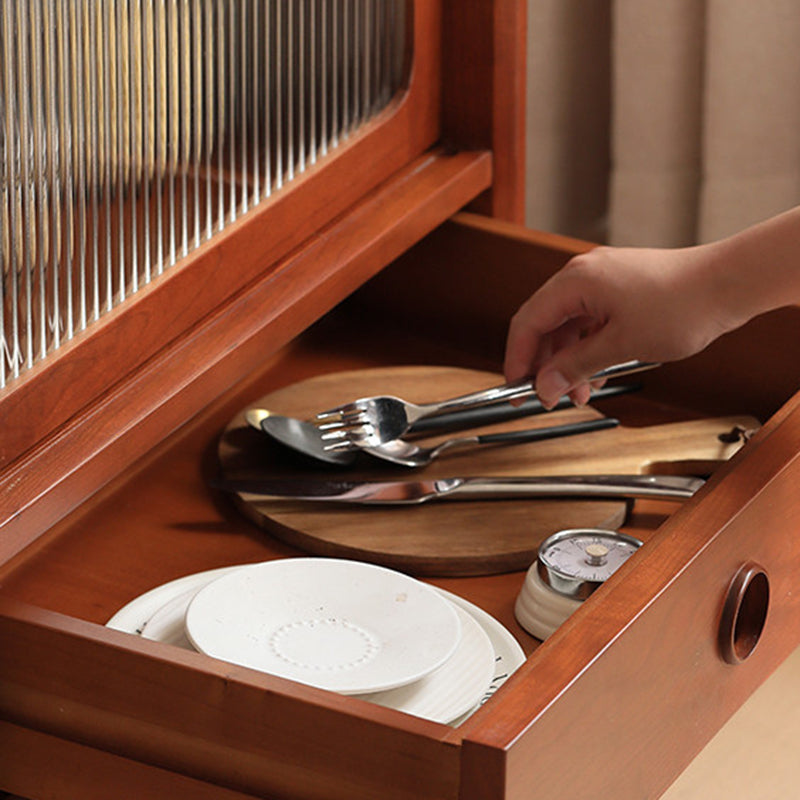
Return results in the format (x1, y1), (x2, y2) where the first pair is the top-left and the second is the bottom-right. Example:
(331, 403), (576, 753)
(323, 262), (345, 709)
(217, 366), (629, 576)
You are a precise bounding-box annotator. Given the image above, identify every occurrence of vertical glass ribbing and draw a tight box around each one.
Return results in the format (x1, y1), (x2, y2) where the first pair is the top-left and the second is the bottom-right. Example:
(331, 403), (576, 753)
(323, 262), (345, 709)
(0, 0), (408, 389)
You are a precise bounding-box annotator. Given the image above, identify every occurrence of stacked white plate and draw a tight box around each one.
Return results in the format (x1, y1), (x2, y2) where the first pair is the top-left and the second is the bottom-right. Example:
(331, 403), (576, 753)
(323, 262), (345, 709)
(107, 557), (525, 725)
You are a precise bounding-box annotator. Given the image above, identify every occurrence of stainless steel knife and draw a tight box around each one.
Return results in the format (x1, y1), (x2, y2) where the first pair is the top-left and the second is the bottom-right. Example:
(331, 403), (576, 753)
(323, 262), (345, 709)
(213, 474), (705, 505)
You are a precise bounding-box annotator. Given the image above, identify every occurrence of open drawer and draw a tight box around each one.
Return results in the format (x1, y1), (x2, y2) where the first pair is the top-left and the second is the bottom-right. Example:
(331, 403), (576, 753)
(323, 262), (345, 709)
(1, 214), (800, 800)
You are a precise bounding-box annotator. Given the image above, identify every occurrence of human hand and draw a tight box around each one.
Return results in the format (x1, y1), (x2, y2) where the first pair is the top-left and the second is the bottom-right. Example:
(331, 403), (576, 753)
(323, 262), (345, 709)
(503, 244), (735, 408)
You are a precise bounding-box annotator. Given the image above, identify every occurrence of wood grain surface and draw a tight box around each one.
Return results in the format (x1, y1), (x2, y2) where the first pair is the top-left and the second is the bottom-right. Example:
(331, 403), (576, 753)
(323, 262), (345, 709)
(217, 366), (756, 575)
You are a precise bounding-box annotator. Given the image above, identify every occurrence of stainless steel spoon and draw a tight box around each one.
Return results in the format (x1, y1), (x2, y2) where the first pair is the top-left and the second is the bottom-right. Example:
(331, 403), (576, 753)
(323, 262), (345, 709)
(361, 417), (620, 468)
(245, 410), (357, 466)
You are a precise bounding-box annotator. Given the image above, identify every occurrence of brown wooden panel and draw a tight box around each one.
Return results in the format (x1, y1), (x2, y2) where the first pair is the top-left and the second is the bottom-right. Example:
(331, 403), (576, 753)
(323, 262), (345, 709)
(0, 600), (460, 800)
(0, 721), (265, 800)
(442, 1), (527, 221)
(353, 212), (595, 366)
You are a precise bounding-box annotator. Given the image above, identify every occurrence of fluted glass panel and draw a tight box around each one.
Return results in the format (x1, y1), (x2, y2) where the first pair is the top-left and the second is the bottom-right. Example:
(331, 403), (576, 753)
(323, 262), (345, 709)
(0, 0), (408, 388)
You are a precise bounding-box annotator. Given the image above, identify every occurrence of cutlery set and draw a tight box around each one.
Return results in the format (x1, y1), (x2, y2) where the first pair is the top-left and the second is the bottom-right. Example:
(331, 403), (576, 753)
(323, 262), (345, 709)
(250, 410), (621, 468)
(244, 365), (653, 471)
(224, 360), (711, 505)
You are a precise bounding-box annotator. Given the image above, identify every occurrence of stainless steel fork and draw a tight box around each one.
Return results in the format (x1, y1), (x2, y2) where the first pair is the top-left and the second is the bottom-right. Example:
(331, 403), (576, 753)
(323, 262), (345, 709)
(314, 360), (658, 450)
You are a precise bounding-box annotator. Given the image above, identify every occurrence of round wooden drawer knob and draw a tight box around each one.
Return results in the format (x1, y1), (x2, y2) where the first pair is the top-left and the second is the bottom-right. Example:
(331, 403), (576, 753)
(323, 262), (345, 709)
(719, 564), (769, 665)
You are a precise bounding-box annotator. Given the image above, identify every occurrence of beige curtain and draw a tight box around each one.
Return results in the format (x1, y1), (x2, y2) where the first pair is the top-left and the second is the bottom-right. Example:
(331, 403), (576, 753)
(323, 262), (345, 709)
(526, 0), (800, 246)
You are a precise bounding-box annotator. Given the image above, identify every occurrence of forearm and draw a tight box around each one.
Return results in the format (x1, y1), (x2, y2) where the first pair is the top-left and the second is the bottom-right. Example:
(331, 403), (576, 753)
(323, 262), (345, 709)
(703, 205), (800, 330)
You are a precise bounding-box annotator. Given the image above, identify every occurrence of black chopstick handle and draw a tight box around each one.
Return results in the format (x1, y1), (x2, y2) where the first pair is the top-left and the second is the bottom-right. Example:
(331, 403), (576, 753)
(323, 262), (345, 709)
(475, 416), (619, 445)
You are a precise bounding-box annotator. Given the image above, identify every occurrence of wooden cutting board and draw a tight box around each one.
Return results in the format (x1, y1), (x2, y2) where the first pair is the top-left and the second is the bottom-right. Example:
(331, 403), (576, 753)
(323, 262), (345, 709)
(217, 366), (757, 576)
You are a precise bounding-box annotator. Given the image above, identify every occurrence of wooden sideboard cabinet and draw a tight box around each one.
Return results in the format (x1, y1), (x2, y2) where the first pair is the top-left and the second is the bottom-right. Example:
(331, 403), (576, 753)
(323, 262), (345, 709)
(1, 2), (800, 799)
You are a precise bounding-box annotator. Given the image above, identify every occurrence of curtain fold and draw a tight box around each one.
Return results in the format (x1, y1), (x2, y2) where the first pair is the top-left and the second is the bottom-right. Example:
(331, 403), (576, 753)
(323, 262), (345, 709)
(525, 0), (611, 242)
(525, 0), (800, 247)
(700, 0), (800, 242)
(609, 0), (705, 246)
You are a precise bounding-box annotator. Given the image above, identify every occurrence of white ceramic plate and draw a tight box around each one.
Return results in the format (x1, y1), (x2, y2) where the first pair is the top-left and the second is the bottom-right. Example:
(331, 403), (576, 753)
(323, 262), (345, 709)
(106, 563), (526, 724)
(183, 558), (462, 695)
(106, 565), (238, 634)
(139, 586), (198, 648)
(439, 588), (526, 724)
(356, 602), (494, 723)
(138, 580), (495, 724)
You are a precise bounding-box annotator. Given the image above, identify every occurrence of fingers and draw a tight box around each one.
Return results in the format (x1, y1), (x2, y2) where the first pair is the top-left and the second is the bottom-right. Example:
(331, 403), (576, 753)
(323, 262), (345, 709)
(503, 273), (594, 383)
(570, 383), (593, 408)
(504, 250), (648, 408)
(534, 326), (626, 408)
(534, 364), (572, 408)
